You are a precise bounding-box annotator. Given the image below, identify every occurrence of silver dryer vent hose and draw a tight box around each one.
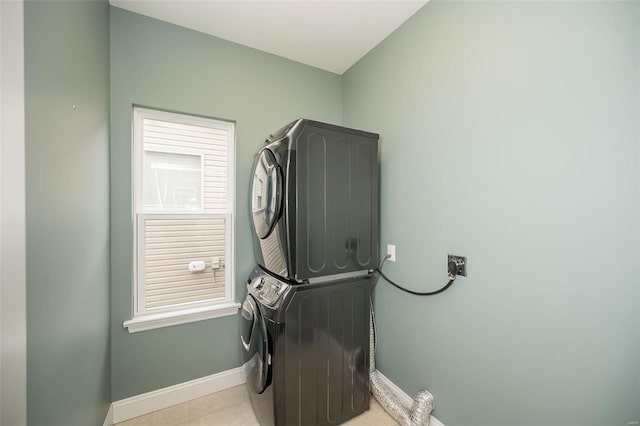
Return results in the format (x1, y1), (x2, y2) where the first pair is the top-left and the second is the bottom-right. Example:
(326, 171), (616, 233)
(370, 304), (434, 426)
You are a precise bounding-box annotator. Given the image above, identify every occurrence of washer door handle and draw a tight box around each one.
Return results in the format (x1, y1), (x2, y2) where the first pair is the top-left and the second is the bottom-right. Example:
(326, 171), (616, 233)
(240, 297), (257, 352)
(241, 336), (251, 352)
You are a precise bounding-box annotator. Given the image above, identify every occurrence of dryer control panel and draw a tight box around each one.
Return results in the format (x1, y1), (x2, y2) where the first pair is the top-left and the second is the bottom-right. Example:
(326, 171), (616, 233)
(249, 274), (290, 309)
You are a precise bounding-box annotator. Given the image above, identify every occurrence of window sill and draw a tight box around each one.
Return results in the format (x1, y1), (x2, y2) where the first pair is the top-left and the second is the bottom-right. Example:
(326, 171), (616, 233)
(123, 301), (241, 333)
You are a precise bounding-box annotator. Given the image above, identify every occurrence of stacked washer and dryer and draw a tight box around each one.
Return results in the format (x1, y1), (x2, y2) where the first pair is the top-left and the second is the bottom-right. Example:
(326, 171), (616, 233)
(241, 119), (379, 426)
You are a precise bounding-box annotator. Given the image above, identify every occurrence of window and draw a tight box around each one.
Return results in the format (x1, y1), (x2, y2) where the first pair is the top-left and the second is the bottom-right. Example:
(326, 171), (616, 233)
(124, 107), (238, 333)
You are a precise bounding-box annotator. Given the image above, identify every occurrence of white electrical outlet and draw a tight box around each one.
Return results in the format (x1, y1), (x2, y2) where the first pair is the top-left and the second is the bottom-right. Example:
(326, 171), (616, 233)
(188, 260), (206, 272)
(211, 257), (221, 269)
(387, 244), (396, 262)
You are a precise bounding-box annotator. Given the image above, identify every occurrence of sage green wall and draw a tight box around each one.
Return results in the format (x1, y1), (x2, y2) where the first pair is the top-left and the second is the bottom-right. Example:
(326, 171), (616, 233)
(343, 1), (640, 425)
(109, 7), (342, 400)
(25, 1), (111, 425)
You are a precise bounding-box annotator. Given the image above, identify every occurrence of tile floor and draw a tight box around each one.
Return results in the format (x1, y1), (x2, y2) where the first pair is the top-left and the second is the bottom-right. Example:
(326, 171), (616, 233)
(115, 384), (397, 426)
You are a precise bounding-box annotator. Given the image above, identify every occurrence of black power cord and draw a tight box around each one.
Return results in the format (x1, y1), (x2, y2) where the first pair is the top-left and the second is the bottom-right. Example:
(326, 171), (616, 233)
(375, 255), (456, 296)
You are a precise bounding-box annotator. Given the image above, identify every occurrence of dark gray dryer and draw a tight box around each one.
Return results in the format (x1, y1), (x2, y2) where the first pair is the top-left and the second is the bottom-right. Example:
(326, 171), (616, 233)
(241, 268), (373, 426)
(250, 119), (380, 282)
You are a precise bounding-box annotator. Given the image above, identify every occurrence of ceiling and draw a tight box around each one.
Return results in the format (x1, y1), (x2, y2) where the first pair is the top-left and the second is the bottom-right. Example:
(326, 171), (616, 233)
(109, 0), (428, 74)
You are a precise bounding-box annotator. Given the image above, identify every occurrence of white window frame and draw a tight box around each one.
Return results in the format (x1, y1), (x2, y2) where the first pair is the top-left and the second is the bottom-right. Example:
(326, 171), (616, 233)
(124, 107), (239, 333)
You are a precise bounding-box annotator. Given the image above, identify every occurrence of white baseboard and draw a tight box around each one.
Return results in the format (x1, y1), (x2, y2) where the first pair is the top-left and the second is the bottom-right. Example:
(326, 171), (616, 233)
(110, 366), (246, 424)
(104, 366), (444, 426)
(102, 403), (113, 426)
(376, 371), (445, 426)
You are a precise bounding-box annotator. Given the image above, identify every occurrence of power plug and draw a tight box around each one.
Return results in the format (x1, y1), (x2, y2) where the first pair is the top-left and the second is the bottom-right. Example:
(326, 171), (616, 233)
(447, 255), (467, 277)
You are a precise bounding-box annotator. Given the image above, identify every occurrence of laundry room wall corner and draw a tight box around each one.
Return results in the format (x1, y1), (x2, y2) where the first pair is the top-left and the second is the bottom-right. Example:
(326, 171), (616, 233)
(342, 1), (640, 425)
(109, 6), (342, 400)
(25, 1), (111, 425)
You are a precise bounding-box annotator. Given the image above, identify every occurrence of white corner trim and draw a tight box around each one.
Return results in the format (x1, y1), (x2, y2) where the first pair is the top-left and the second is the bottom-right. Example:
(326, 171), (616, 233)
(376, 371), (445, 426)
(123, 302), (241, 333)
(112, 366), (245, 424)
(0, 1), (27, 425)
(102, 403), (113, 426)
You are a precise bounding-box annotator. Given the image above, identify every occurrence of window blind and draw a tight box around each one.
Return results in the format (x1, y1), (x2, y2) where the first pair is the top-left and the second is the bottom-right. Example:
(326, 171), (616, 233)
(142, 216), (227, 309)
(143, 118), (228, 212)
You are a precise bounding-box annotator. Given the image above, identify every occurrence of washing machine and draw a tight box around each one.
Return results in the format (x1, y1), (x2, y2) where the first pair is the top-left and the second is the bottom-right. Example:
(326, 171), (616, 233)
(241, 267), (373, 426)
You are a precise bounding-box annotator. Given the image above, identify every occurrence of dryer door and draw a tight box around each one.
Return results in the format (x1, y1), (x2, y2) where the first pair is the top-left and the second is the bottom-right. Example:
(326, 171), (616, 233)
(251, 149), (282, 239)
(240, 294), (270, 394)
